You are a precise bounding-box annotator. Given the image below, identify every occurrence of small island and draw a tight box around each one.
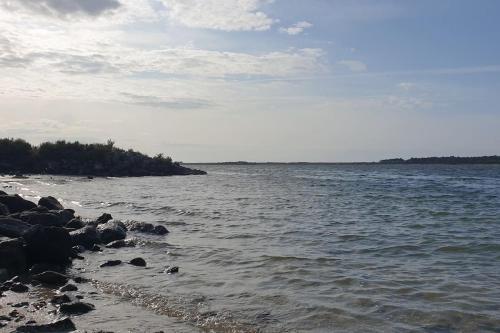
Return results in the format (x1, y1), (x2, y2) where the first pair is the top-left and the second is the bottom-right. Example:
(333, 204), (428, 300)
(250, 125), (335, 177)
(0, 138), (206, 177)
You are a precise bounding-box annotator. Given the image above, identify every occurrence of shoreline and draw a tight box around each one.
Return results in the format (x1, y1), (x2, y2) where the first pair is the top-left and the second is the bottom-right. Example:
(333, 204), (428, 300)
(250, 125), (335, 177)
(0, 190), (179, 332)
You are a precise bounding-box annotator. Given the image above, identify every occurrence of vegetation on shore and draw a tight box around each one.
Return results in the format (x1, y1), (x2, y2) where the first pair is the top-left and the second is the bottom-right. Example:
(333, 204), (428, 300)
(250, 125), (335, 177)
(379, 156), (500, 164)
(0, 138), (206, 176)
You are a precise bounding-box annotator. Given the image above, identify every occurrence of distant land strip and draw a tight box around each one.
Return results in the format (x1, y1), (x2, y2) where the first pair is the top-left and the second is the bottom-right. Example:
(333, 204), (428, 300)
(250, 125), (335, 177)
(187, 156), (500, 165)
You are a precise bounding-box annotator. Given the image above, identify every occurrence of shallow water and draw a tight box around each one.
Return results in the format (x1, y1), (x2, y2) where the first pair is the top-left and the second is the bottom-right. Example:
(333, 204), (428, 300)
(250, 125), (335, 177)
(2, 164), (500, 332)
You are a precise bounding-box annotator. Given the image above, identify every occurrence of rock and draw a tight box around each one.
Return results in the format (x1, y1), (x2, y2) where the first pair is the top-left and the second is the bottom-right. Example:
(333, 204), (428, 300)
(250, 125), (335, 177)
(0, 238), (27, 274)
(10, 282), (29, 293)
(165, 266), (179, 274)
(29, 263), (62, 275)
(50, 294), (71, 305)
(32, 271), (69, 286)
(100, 260), (122, 268)
(23, 226), (72, 265)
(96, 213), (113, 225)
(70, 225), (99, 249)
(66, 218), (85, 229)
(72, 276), (88, 284)
(59, 284), (78, 292)
(72, 245), (86, 254)
(52, 209), (75, 225)
(16, 317), (76, 332)
(0, 203), (9, 216)
(129, 258), (146, 267)
(29, 206), (49, 213)
(126, 221), (169, 235)
(59, 302), (95, 315)
(19, 211), (64, 227)
(0, 195), (36, 213)
(0, 217), (32, 238)
(105, 239), (135, 249)
(90, 244), (102, 252)
(0, 190), (7, 195)
(12, 301), (29, 307)
(38, 196), (64, 211)
(97, 221), (126, 244)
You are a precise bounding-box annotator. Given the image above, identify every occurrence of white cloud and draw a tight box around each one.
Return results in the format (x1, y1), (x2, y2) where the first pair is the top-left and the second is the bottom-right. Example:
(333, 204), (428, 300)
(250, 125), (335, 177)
(0, 0), (122, 17)
(398, 82), (415, 91)
(337, 60), (367, 72)
(160, 0), (275, 31)
(279, 21), (313, 35)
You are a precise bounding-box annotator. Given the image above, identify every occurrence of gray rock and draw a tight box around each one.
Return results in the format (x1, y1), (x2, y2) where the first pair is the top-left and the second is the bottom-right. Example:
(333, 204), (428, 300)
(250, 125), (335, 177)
(100, 260), (122, 268)
(129, 258), (146, 267)
(32, 271), (69, 286)
(59, 302), (95, 315)
(70, 225), (99, 249)
(19, 211), (64, 227)
(50, 294), (72, 305)
(59, 284), (78, 292)
(0, 194), (36, 213)
(16, 317), (76, 332)
(65, 218), (85, 229)
(38, 196), (64, 211)
(126, 221), (169, 235)
(0, 238), (27, 274)
(23, 225), (72, 265)
(97, 221), (126, 244)
(0, 217), (32, 238)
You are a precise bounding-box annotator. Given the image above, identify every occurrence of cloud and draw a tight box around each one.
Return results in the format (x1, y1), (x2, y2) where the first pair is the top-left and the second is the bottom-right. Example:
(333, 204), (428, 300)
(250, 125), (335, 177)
(279, 21), (313, 35)
(121, 93), (213, 109)
(398, 82), (415, 91)
(337, 60), (367, 72)
(160, 0), (275, 31)
(1, 0), (121, 17)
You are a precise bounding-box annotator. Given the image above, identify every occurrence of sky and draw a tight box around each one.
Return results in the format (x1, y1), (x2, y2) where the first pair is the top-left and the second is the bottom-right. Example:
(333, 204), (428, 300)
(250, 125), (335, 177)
(0, 0), (499, 162)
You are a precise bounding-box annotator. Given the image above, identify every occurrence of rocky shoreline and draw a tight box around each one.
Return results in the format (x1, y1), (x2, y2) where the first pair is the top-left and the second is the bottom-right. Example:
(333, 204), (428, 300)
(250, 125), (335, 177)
(0, 191), (176, 332)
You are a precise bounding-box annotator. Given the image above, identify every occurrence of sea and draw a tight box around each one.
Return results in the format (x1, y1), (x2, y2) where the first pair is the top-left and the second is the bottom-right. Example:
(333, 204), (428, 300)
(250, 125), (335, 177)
(2, 164), (500, 333)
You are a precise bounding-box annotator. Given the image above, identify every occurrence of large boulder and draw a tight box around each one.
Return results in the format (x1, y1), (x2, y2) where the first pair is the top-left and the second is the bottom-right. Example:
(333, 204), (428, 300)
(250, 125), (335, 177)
(70, 225), (100, 249)
(0, 238), (27, 275)
(32, 271), (69, 286)
(97, 221), (127, 244)
(0, 195), (36, 213)
(19, 211), (64, 227)
(16, 318), (76, 332)
(38, 196), (64, 210)
(0, 217), (32, 238)
(22, 225), (72, 265)
(0, 203), (9, 216)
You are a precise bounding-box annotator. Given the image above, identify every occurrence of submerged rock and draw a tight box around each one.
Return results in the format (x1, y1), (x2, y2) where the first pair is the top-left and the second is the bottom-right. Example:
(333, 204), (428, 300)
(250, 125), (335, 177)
(0, 194), (36, 213)
(105, 239), (135, 249)
(126, 221), (169, 235)
(59, 302), (95, 315)
(97, 221), (127, 244)
(100, 260), (122, 268)
(23, 225), (72, 265)
(16, 317), (76, 332)
(129, 258), (146, 267)
(0, 217), (32, 238)
(165, 266), (179, 274)
(32, 271), (69, 286)
(38, 196), (64, 211)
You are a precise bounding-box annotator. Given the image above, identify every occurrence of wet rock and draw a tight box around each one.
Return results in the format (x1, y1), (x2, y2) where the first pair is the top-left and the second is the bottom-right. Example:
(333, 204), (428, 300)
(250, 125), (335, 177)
(0, 238), (27, 274)
(66, 218), (85, 229)
(73, 276), (88, 284)
(59, 301), (95, 315)
(0, 194), (37, 214)
(38, 196), (64, 211)
(16, 317), (76, 332)
(29, 263), (62, 275)
(90, 244), (102, 252)
(100, 260), (122, 268)
(105, 239), (135, 249)
(19, 211), (64, 227)
(52, 209), (75, 225)
(97, 221), (126, 244)
(23, 225), (72, 265)
(126, 221), (169, 235)
(72, 245), (86, 254)
(96, 213), (113, 225)
(10, 282), (29, 293)
(0, 217), (32, 238)
(70, 225), (99, 249)
(32, 271), (69, 286)
(50, 294), (71, 305)
(59, 284), (78, 292)
(129, 257), (146, 267)
(0, 314), (11, 321)
(165, 266), (179, 274)
(0, 202), (9, 216)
